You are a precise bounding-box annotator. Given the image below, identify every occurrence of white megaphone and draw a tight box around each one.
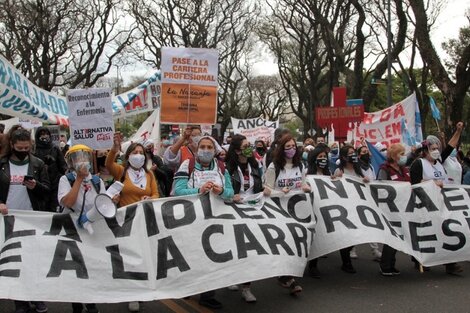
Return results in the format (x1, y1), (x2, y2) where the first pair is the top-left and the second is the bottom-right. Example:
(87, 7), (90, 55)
(78, 194), (117, 234)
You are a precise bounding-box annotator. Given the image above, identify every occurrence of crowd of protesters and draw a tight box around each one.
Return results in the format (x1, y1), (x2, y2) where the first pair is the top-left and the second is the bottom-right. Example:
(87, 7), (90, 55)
(0, 121), (468, 312)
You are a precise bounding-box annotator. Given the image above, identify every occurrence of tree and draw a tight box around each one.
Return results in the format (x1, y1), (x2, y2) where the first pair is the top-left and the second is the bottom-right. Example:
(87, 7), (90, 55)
(0, 0), (136, 90)
(245, 75), (290, 120)
(410, 2), (470, 132)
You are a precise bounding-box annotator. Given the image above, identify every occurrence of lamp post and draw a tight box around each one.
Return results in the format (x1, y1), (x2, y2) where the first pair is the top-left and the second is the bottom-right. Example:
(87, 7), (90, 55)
(386, 0), (392, 107)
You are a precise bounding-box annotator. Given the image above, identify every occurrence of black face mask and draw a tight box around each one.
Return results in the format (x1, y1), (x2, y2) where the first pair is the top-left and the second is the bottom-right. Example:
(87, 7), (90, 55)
(347, 154), (358, 163)
(13, 150), (29, 160)
(316, 158), (328, 168)
(256, 147), (266, 156)
(39, 136), (51, 143)
(360, 154), (370, 163)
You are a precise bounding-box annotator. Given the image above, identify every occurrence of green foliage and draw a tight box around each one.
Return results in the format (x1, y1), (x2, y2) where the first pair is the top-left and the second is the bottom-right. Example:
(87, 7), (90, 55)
(282, 117), (302, 140)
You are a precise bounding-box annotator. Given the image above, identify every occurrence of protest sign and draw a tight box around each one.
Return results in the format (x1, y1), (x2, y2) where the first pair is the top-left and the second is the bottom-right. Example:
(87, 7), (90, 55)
(0, 193), (313, 302)
(347, 93), (423, 148)
(231, 117), (279, 144)
(121, 109), (161, 153)
(18, 118), (42, 130)
(307, 175), (470, 266)
(160, 47), (218, 125)
(0, 55), (161, 124)
(67, 88), (114, 150)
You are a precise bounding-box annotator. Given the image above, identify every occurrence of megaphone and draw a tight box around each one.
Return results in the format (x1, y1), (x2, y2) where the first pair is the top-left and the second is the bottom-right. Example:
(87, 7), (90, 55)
(78, 194), (116, 234)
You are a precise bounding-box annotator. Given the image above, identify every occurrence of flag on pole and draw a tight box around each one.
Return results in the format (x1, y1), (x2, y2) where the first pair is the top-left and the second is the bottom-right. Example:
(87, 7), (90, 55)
(365, 140), (386, 174)
(401, 118), (416, 147)
(429, 96), (441, 121)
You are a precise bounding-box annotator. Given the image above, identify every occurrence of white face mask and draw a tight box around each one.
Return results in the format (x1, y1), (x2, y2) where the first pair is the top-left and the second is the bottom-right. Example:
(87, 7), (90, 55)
(128, 154), (145, 169)
(430, 150), (441, 160)
(397, 155), (407, 166)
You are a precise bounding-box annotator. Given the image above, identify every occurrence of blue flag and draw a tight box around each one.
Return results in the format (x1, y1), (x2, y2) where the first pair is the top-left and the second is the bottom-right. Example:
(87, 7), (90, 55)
(429, 96), (441, 121)
(366, 140), (386, 175)
(401, 118), (416, 147)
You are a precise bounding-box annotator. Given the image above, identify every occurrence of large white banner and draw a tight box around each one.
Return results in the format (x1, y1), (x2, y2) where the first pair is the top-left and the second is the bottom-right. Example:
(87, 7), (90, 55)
(0, 193), (313, 302)
(231, 117), (279, 144)
(347, 93), (423, 148)
(0, 55), (161, 125)
(67, 88), (114, 150)
(308, 175), (470, 266)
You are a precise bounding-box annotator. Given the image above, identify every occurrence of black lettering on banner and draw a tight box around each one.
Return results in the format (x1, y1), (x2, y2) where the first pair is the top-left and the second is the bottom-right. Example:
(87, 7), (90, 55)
(405, 187), (439, 212)
(357, 206), (384, 230)
(442, 219), (466, 251)
(199, 193), (235, 220)
(286, 223), (309, 257)
(381, 215), (404, 240)
(105, 245), (148, 280)
(162, 199), (196, 229)
(441, 187), (469, 212)
(320, 205), (357, 233)
(157, 236), (190, 279)
(409, 221), (437, 252)
(234, 224), (268, 259)
(228, 203), (264, 219)
(43, 214), (81, 242)
(345, 178), (367, 200)
(201, 225), (233, 263)
(314, 178), (347, 200)
(258, 224), (294, 255)
(105, 204), (137, 238)
(287, 194), (312, 223)
(261, 198), (291, 219)
(0, 242), (21, 277)
(369, 184), (399, 212)
(47, 240), (88, 278)
(0, 255), (21, 265)
(4, 216), (35, 241)
(142, 201), (159, 237)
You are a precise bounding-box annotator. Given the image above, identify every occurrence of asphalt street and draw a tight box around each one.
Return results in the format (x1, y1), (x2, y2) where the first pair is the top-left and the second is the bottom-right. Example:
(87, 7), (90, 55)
(1, 244), (469, 313)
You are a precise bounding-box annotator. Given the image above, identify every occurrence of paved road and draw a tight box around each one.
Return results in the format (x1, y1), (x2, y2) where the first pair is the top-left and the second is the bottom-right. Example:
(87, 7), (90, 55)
(1, 244), (469, 313)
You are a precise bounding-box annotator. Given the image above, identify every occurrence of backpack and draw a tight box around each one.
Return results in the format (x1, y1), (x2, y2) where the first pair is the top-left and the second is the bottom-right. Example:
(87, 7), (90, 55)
(66, 172), (101, 193)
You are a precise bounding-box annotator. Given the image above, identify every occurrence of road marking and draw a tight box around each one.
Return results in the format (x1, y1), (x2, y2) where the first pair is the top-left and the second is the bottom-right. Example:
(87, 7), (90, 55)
(183, 298), (214, 313)
(160, 299), (190, 313)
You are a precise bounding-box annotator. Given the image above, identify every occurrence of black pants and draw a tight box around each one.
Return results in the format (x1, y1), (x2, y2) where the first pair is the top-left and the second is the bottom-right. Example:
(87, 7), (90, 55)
(380, 245), (397, 270)
(200, 290), (216, 301)
(340, 246), (353, 265)
(72, 303), (99, 313)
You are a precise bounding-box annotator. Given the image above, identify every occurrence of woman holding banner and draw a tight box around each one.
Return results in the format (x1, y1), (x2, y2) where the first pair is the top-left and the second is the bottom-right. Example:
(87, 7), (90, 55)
(264, 134), (310, 295)
(377, 143), (410, 276)
(225, 134), (263, 303)
(409, 122), (464, 275)
(173, 135), (234, 309)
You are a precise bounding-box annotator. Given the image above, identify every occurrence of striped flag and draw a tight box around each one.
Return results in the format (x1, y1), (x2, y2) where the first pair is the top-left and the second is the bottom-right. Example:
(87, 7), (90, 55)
(429, 96), (441, 121)
(401, 117), (416, 147)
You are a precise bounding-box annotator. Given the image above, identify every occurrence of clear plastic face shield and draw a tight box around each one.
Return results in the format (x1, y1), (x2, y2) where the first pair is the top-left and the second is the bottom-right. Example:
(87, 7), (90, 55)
(67, 150), (93, 173)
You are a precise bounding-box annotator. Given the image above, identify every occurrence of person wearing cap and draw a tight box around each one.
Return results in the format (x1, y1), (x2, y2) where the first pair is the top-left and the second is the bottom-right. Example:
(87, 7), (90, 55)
(58, 144), (112, 313)
(0, 127), (50, 313)
(163, 126), (202, 172)
(409, 121), (464, 274)
(173, 135), (234, 309)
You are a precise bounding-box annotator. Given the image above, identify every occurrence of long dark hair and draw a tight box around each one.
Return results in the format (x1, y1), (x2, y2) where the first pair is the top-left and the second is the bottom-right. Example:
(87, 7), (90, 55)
(307, 144), (331, 175)
(338, 144), (363, 177)
(226, 134), (259, 174)
(1, 126), (31, 158)
(273, 134), (301, 170)
(123, 142), (148, 172)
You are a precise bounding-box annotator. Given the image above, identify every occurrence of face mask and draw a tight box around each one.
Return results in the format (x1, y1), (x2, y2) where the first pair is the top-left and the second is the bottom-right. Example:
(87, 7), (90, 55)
(75, 161), (91, 173)
(241, 147), (253, 158)
(13, 150), (29, 160)
(450, 149), (457, 158)
(360, 154), (370, 163)
(284, 148), (296, 159)
(430, 150), (441, 160)
(381, 151), (387, 158)
(191, 135), (202, 146)
(397, 155), (407, 166)
(162, 140), (171, 146)
(128, 154), (145, 169)
(198, 149), (214, 163)
(331, 148), (338, 155)
(256, 147), (266, 156)
(302, 152), (308, 161)
(39, 135), (51, 143)
(347, 154), (358, 163)
(316, 158), (328, 168)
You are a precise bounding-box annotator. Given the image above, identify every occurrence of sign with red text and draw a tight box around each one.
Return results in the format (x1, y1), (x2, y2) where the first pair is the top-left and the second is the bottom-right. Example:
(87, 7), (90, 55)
(160, 47), (218, 125)
(347, 93), (422, 148)
(67, 88), (114, 150)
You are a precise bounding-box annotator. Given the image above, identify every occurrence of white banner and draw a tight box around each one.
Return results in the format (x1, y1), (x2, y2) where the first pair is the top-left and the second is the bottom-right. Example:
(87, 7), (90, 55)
(308, 175), (470, 266)
(231, 117), (279, 144)
(122, 109), (161, 153)
(0, 193), (313, 302)
(347, 93), (423, 148)
(0, 55), (161, 125)
(67, 88), (114, 150)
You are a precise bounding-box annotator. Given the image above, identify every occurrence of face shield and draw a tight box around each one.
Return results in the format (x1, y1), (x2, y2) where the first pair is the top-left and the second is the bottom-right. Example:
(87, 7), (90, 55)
(66, 150), (93, 172)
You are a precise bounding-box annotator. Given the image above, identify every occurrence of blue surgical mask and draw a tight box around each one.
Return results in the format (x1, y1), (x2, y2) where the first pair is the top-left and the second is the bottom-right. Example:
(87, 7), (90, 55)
(198, 149), (214, 163)
(331, 148), (338, 155)
(302, 152), (308, 160)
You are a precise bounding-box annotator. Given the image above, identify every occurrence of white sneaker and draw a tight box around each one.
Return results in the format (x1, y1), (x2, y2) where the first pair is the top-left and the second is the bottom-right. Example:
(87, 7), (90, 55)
(227, 285), (239, 291)
(241, 287), (257, 303)
(128, 301), (139, 312)
(372, 248), (382, 259)
(350, 247), (358, 259)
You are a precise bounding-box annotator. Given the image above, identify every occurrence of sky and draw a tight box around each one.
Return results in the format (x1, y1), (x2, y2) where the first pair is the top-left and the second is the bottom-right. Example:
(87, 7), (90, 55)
(121, 0), (469, 82)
